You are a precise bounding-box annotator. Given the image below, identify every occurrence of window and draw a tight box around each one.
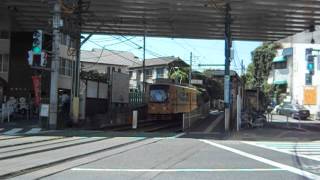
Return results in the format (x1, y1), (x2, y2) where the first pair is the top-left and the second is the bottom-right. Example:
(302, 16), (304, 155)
(273, 62), (287, 69)
(149, 85), (169, 103)
(112, 67), (115, 72)
(118, 68), (121, 72)
(146, 69), (153, 79)
(156, 68), (164, 78)
(0, 54), (9, 73)
(59, 58), (66, 74)
(137, 70), (142, 81)
(59, 58), (73, 77)
(129, 71), (133, 79)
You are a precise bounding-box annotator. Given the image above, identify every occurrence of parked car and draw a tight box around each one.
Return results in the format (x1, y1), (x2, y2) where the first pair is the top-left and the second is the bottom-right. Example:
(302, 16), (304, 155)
(277, 103), (310, 119)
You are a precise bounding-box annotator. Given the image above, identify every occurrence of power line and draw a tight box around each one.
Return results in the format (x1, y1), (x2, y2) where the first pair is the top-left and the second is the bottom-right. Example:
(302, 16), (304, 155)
(112, 35), (165, 58)
(88, 36), (136, 47)
(86, 39), (142, 65)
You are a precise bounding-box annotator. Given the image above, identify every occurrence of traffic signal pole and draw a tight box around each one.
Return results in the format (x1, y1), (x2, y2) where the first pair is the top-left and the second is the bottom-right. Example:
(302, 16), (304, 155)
(224, 3), (232, 131)
(49, 1), (61, 129)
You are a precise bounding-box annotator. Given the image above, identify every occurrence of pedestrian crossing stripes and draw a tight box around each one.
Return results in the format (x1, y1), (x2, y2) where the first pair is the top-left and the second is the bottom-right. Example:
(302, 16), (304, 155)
(243, 141), (320, 162)
(0, 128), (42, 135)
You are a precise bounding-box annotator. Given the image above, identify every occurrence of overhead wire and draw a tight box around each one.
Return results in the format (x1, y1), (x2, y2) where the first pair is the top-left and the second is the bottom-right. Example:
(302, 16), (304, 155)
(87, 39), (142, 65)
(81, 45), (106, 69)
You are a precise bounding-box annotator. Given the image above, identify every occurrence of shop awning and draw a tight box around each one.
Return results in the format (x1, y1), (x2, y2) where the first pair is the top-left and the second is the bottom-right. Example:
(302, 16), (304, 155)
(273, 80), (287, 85)
(273, 56), (287, 63)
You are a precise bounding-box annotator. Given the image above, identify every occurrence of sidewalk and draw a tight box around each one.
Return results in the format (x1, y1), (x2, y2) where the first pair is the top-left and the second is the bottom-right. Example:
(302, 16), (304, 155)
(230, 114), (320, 142)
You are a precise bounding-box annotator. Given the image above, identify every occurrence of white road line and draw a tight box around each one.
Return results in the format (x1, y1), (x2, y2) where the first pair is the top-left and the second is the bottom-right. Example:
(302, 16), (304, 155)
(172, 132), (185, 138)
(3, 128), (23, 135)
(243, 141), (320, 162)
(201, 140), (320, 180)
(25, 128), (42, 134)
(71, 168), (285, 172)
(153, 133), (186, 140)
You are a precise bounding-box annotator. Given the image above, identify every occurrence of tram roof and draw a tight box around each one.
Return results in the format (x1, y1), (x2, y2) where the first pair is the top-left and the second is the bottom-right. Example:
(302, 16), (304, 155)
(3, 0), (320, 41)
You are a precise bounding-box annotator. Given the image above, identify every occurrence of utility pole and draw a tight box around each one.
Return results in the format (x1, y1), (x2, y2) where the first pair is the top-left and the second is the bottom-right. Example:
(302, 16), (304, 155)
(224, 3), (232, 131)
(49, 1), (61, 129)
(189, 52), (192, 85)
(240, 59), (245, 76)
(142, 31), (146, 93)
(72, 0), (82, 124)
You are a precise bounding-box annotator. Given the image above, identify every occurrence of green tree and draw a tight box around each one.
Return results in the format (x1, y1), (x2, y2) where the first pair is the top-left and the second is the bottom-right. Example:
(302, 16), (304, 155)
(169, 67), (189, 84)
(244, 42), (281, 94)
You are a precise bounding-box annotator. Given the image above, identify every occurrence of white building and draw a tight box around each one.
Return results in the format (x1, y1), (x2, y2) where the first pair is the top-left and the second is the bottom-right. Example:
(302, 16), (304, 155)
(269, 30), (320, 117)
(129, 56), (189, 90)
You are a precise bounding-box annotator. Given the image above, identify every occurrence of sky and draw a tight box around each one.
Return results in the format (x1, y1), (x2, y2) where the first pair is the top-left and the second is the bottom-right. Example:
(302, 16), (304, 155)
(81, 34), (261, 74)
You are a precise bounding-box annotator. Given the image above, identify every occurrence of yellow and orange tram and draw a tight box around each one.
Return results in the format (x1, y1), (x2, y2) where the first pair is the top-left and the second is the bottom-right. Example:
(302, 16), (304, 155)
(147, 83), (207, 120)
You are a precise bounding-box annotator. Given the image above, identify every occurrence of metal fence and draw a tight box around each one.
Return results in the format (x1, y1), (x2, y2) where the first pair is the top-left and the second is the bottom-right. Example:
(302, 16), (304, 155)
(129, 92), (145, 106)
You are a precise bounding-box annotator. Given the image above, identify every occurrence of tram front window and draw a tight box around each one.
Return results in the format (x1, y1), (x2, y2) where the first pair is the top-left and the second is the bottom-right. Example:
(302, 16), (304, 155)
(149, 85), (168, 103)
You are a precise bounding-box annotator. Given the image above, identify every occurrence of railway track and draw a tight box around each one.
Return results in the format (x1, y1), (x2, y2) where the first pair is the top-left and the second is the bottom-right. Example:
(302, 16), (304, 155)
(103, 120), (182, 132)
(0, 130), (180, 179)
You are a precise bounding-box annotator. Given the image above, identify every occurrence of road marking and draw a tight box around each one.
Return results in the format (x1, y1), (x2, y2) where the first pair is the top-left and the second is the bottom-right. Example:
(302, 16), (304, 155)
(205, 114), (224, 133)
(25, 128), (42, 134)
(201, 140), (320, 180)
(172, 132), (185, 138)
(3, 128), (23, 135)
(71, 168), (285, 172)
(243, 141), (320, 162)
(153, 133), (186, 140)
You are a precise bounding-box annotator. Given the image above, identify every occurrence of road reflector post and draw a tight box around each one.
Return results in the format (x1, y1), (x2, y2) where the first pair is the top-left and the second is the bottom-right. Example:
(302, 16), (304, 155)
(132, 110), (138, 129)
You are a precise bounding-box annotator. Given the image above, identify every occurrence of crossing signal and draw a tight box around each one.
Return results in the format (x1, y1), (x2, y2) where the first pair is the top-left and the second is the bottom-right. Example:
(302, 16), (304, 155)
(40, 51), (48, 66)
(27, 50), (47, 67)
(307, 60), (315, 74)
(27, 50), (33, 66)
(32, 30), (42, 54)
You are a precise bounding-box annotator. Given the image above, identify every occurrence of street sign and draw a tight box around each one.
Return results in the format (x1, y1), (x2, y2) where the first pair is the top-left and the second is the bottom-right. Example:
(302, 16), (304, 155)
(304, 86), (317, 105)
(40, 104), (49, 117)
(191, 79), (203, 85)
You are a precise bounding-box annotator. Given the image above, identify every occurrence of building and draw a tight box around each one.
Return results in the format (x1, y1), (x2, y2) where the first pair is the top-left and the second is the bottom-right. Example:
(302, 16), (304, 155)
(129, 56), (189, 90)
(81, 48), (140, 74)
(268, 31), (320, 117)
(79, 49), (137, 120)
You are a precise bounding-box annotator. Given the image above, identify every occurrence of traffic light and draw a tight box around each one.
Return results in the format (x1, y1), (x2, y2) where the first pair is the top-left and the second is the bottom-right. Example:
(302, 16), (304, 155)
(305, 48), (315, 75)
(307, 59), (315, 74)
(40, 51), (47, 66)
(306, 48), (313, 56)
(32, 30), (42, 54)
(33, 54), (41, 67)
(27, 50), (33, 65)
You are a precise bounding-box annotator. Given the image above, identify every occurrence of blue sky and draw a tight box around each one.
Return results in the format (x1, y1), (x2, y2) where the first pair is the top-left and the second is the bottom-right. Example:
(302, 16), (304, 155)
(81, 35), (261, 74)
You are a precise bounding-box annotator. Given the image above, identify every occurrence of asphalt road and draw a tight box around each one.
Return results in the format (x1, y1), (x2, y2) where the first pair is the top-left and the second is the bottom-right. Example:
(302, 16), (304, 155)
(0, 130), (320, 180)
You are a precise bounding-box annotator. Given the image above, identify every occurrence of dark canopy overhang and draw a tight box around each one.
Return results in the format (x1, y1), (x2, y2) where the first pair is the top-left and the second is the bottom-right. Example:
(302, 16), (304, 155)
(2, 0), (320, 41)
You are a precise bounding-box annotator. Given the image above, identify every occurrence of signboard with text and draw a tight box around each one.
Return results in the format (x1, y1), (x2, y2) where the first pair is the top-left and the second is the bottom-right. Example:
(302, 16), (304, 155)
(304, 86), (317, 105)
